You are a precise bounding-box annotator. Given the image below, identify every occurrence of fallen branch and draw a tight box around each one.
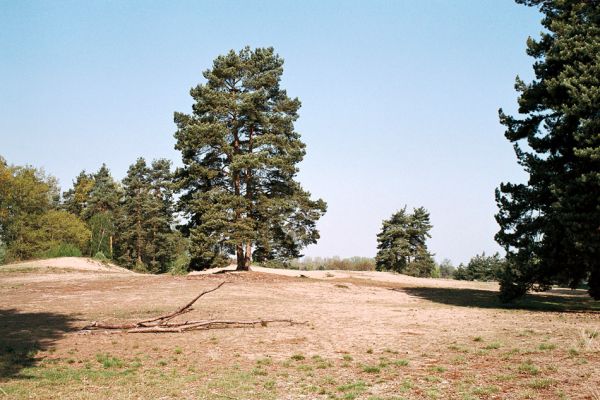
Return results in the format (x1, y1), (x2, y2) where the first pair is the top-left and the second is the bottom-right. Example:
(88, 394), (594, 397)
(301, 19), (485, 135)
(126, 319), (303, 333)
(81, 281), (305, 333)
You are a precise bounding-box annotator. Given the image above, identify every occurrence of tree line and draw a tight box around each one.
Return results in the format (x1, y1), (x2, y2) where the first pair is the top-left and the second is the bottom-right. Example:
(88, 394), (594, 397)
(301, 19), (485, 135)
(0, 157), (179, 272)
(0, 152), (500, 280)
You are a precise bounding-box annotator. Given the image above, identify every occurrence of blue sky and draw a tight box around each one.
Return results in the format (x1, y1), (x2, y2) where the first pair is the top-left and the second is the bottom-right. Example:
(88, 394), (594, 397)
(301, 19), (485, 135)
(0, 1), (542, 264)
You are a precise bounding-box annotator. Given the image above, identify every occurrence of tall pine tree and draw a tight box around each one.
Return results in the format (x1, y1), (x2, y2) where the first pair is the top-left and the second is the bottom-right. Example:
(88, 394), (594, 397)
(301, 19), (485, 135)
(495, 0), (600, 300)
(117, 158), (176, 272)
(174, 47), (326, 270)
(85, 164), (121, 258)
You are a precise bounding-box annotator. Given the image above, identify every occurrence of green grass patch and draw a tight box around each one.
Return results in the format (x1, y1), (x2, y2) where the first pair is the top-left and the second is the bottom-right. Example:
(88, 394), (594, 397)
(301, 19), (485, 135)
(362, 364), (381, 373)
(95, 353), (124, 369)
(518, 360), (539, 375)
(484, 342), (502, 350)
(528, 378), (555, 389)
(538, 342), (556, 351)
(393, 359), (409, 367)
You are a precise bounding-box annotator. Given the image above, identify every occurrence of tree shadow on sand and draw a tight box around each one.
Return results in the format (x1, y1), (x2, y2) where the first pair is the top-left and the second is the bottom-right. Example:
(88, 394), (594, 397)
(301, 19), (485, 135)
(398, 287), (600, 313)
(0, 309), (77, 378)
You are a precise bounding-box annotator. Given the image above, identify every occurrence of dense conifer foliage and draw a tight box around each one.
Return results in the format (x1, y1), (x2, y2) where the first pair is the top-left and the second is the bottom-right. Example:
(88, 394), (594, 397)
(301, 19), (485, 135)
(116, 158), (177, 272)
(495, 0), (600, 300)
(375, 207), (436, 277)
(174, 47), (326, 270)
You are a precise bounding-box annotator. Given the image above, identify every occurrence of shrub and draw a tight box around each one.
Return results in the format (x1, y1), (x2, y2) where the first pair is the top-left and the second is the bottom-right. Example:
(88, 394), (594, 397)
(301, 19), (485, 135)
(93, 251), (109, 262)
(285, 256), (376, 271)
(455, 252), (506, 282)
(0, 242), (6, 265)
(438, 258), (456, 278)
(169, 252), (190, 275)
(43, 243), (82, 258)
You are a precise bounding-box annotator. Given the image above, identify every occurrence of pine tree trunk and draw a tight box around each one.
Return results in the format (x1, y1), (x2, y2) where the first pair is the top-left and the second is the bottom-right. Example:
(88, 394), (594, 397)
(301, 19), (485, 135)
(243, 242), (252, 269)
(236, 127), (254, 272)
(236, 244), (247, 270)
(136, 199), (142, 265)
(232, 128), (248, 271)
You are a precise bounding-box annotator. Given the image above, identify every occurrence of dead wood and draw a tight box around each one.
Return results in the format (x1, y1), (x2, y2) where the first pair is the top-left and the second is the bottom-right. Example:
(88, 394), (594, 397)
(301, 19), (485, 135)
(81, 281), (305, 333)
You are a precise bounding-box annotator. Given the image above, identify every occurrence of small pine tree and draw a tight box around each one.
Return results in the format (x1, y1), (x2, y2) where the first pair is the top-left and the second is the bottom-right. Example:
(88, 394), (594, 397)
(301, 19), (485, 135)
(376, 206), (436, 277)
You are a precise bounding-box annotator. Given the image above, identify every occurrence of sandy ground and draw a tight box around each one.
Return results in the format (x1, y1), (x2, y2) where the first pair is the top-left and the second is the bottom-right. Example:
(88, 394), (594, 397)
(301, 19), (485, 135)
(1, 258), (599, 399)
(193, 265), (501, 290)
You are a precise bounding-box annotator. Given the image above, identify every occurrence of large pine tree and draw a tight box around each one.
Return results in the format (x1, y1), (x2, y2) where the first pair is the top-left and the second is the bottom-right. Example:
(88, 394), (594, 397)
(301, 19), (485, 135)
(495, 0), (600, 300)
(174, 47), (326, 270)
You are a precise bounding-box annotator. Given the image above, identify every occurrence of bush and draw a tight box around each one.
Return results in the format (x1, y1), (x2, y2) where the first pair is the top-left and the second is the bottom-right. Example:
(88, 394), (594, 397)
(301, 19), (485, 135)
(438, 259), (456, 279)
(0, 242), (6, 265)
(169, 252), (191, 275)
(285, 256), (376, 271)
(43, 243), (82, 258)
(93, 251), (109, 262)
(455, 252), (505, 282)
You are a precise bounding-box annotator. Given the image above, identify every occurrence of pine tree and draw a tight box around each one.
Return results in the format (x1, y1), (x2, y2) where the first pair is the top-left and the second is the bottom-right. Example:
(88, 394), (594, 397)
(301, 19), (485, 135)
(85, 164), (121, 258)
(117, 158), (176, 272)
(376, 207), (436, 277)
(495, 0), (600, 300)
(62, 170), (94, 218)
(174, 47), (326, 270)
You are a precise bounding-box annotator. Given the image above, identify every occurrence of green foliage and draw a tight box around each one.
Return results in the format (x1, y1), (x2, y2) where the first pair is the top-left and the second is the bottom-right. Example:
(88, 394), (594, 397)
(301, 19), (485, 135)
(115, 158), (177, 273)
(0, 159), (60, 261)
(375, 206), (436, 277)
(174, 47), (326, 271)
(278, 256), (375, 271)
(0, 158), (90, 262)
(43, 243), (83, 258)
(454, 252), (506, 282)
(88, 212), (115, 259)
(93, 251), (109, 262)
(62, 170), (94, 218)
(169, 251), (191, 275)
(0, 241), (6, 265)
(438, 258), (456, 279)
(496, 1), (600, 300)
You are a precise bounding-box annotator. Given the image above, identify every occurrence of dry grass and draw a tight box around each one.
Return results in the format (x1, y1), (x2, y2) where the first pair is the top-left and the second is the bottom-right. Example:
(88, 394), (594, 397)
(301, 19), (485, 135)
(0, 259), (598, 399)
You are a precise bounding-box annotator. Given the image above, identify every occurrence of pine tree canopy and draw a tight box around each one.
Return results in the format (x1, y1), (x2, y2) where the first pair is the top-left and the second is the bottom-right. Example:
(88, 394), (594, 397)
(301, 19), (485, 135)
(496, 0), (600, 300)
(174, 47), (326, 271)
(375, 206), (436, 277)
(116, 157), (176, 272)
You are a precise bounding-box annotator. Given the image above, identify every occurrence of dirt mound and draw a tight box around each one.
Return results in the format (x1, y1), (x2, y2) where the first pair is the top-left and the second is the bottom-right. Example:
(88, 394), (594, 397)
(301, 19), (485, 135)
(0, 257), (135, 274)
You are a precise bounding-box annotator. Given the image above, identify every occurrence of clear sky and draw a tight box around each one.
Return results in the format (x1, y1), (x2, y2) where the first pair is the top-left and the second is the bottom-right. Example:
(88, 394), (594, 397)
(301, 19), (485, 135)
(0, 0), (542, 265)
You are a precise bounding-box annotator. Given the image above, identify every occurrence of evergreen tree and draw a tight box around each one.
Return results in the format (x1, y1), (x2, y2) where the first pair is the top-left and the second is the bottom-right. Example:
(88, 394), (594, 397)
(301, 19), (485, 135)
(495, 0), (600, 300)
(455, 252), (505, 282)
(85, 164), (121, 258)
(62, 170), (94, 218)
(117, 158), (176, 272)
(376, 207), (436, 277)
(174, 47), (326, 270)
